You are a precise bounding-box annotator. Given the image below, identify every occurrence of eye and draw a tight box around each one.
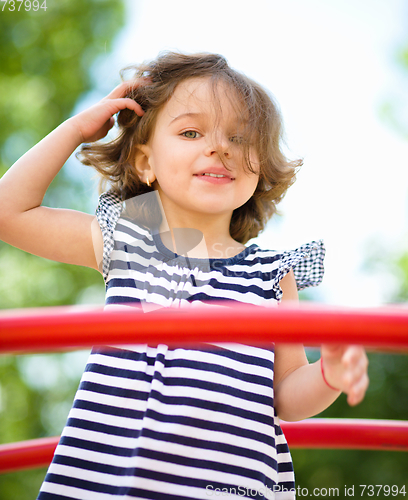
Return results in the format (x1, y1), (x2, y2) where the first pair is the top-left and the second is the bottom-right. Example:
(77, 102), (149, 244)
(229, 135), (246, 145)
(182, 130), (201, 139)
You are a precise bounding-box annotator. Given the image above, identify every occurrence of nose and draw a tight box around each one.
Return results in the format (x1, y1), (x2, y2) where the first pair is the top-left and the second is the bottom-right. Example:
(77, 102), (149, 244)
(204, 132), (231, 159)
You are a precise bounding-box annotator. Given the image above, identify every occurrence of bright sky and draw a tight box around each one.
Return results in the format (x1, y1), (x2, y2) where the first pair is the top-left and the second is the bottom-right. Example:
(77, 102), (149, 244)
(93, 0), (408, 307)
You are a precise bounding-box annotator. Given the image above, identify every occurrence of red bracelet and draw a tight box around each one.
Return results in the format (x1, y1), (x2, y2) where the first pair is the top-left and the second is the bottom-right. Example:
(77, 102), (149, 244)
(320, 357), (340, 391)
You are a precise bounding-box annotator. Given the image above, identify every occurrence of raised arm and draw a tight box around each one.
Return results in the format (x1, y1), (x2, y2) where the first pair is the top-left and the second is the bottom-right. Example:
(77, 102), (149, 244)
(0, 83), (143, 270)
(274, 270), (369, 421)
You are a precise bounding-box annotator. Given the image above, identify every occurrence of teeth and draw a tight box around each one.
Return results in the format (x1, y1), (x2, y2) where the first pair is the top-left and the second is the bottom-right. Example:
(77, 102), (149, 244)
(202, 173), (226, 178)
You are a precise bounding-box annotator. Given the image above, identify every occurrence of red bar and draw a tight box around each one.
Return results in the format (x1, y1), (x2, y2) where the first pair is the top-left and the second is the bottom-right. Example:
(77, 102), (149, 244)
(1, 419), (407, 474)
(281, 419), (408, 451)
(0, 303), (408, 353)
(0, 436), (58, 474)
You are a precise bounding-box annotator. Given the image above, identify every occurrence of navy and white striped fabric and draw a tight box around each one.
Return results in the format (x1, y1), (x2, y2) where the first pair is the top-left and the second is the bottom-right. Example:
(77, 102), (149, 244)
(37, 191), (325, 500)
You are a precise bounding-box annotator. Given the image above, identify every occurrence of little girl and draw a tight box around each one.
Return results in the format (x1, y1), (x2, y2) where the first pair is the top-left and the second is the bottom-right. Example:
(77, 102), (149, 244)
(0, 52), (368, 499)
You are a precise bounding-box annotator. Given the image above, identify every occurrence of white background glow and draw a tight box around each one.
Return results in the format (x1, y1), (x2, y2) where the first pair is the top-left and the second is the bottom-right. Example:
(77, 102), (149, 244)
(91, 0), (408, 306)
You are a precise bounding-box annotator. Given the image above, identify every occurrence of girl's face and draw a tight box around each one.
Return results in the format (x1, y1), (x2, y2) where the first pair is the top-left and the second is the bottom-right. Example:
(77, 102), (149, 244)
(139, 77), (260, 226)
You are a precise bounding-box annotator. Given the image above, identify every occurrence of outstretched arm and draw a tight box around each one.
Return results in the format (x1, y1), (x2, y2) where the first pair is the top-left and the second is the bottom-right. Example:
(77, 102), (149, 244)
(0, 82), (144, 269)
(274, 271), (369, 421)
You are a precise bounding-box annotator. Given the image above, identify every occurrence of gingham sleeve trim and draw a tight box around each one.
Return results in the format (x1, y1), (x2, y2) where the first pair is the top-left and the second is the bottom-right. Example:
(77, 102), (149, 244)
(95, 191), (123, 282)
(274, 240), (325, 301)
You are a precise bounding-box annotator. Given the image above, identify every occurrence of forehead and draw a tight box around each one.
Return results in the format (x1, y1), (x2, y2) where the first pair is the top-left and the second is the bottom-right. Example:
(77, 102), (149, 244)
(159, 77), (247, 125)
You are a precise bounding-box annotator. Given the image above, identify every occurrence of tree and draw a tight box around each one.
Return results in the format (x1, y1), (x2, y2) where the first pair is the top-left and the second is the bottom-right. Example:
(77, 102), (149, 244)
(0, 2), (125, 498)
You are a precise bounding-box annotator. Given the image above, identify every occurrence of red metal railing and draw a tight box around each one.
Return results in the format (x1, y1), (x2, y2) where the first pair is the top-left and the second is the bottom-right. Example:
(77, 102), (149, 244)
(1, 419), (407, 474)
(0, 302), (407, 474)
(1, 302), (408, 353)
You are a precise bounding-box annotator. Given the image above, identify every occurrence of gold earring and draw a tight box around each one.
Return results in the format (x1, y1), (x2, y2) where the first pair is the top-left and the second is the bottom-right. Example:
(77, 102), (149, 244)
(146, 177), (150, 187)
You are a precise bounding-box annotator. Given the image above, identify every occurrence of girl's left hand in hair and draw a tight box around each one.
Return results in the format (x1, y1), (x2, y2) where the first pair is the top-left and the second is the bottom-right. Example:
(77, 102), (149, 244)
(68, 81), (145, 144)
(320, 345), (369, 406)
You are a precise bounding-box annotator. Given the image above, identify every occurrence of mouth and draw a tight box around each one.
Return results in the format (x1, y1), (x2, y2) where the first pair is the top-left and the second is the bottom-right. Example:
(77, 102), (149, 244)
(193, 172), (235, 185)
(196, 172), (235, 180)
(194, 167), (235, 181)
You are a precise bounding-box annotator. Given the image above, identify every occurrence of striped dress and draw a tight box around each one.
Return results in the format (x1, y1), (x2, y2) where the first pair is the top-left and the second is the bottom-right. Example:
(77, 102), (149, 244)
(37, 191), (325, 500)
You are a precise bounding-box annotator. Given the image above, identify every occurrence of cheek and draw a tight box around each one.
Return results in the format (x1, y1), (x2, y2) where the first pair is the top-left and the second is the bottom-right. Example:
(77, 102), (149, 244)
(249, 149), (261, 174)
(238, 145), (260, 176)
(244, 157), (261, 187)
(238, 172), (259, 202)
(249, 175), (260, 196)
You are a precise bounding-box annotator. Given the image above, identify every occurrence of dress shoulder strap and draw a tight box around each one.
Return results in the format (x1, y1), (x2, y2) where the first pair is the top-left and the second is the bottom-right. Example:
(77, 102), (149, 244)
(273, 240), (325, 300)
(95, 191), (123, 281)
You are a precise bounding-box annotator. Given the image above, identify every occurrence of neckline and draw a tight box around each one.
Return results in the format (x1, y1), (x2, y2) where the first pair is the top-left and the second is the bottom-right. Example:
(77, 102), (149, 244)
(152, 231), (259, 266)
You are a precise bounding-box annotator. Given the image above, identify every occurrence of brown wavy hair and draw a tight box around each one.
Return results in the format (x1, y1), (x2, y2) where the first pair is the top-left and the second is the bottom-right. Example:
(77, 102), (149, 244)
(78, 51), (301, 244)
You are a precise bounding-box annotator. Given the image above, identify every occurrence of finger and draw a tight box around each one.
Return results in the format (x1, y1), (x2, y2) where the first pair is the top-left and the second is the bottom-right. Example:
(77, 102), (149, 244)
(342, 345), (367, 369)
(342, 350), (368, 389)
(85, 117), (115, 143)
(98, 96), (144, 118)
(105, 117), (115, 133)
(344, 351), (369, 405)
(104, 84), (145, 117)
(106, 79), (148, 100)
(109, 97), (145, 117)
(347, 372), (369, 406)
(345, 353), (368, 386)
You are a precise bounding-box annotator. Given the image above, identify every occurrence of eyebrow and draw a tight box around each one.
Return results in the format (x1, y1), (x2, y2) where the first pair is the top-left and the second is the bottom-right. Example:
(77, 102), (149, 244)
(169, 111), (250, 132)
(169, 112), (205, 125)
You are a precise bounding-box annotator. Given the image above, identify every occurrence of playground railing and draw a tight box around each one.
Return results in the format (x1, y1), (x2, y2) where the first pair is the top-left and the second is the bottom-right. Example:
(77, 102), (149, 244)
(0, 302), (407, 474)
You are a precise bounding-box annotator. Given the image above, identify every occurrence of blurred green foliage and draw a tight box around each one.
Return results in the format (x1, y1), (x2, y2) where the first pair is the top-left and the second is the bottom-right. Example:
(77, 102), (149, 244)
(0, 0), (124, 177)
(0, 1), (124, 498)
(292, 350), (408, 491)
(394, 252), (408, 302)
(378, 36), (408, 141)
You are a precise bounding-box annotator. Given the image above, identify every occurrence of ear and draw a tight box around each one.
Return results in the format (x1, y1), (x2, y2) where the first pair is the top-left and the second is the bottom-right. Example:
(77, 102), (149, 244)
(134, 144), (156, 185)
